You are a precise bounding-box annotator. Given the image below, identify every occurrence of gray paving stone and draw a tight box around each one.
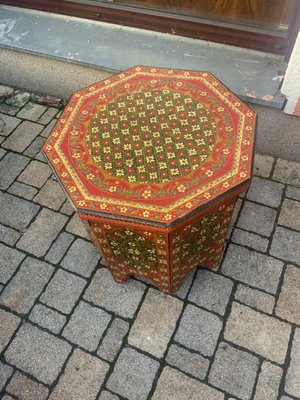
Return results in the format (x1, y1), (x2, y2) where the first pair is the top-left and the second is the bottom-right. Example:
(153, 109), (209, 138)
(270, 227), (300, 264)
(281, 397), (293, 400)
(84, 268), (146, 318)
(222, 244), (283, 294)
(6, 91), (30, 107)
(285, 328), (300, 398)
(0, 103), (19, 115)
(40, 269), (86, 314)
(0, 147), (6, 159)
(209, 342), (259, 400)
(286, 185), (300, 201)
(49, 348), (109, 400)
(37, 107), (58, 125)
(152, 366), (224, 400)
(253, 153), (274, 178)
(17, 208), (68, 257)
(66, 213), (89, 239)
(174, 270), (196, 299)
(40, 119), (57, 137)
(0, 152), (30, 190)
(61, 238), (101, 278)
(0, 135), (5, 144)
(29, 303), (66, 334)
(34, 178), (66, 210)
(128, 288), (183, 357)
(63, 301), (111, 351)
(8, 181), (38, 200)
(60, 199), (75, 216)
(107, 347), (160, 400)
(45, 232), (74, 264)
(279, 199), (300, 231)
(0, 243), (26, 284)
(224, 302), (291, 364)
(276, 265), (300, 325)
(273, 158), (300, 187)
(188, 270), (233, 315)
(0, 361), (13, 391)
(2, 395), (14, 400)
(18, 160), (51, 188)
(247, 176), (283, 207)
(0, 113), (21, 136)
(24, 136), (46, 158)
(5, 323), (72, 385)
(0, 257), (54, 314)
(254, 361), (282, 400)
(0, 309), (21, 352)
(97, 318), (129, 362)
(99, 391), (120, 400)
(175, 304), (222, 356)
(2, 121), (43, 152)
(6, 371), (49, 400)
(166, 344), (210, 380)
(0, 224), (21, 246)
(17, 102), (47, 121)
(235, 284), (275, 314)
(231, 228), (269, 252)
(237, 201), (277, 237)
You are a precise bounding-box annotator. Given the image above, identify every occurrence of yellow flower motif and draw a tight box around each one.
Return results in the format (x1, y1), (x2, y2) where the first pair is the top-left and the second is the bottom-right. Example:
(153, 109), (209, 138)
(86, 173), (95, 180)
(150, 79), (158, 84)
(223, 182), (229, 188)
(223, 149), (230, 155)
(205, 170), (213, 177)
(135, 67), (141, 71)
(78, 200), (86, 206)
(53, 159), (59, 164)
(167, 70), (174, 74)
(137, 166), (146, 173)
(72, 153), (81, 159)
(242, 155), (249, 161)
(217, 107), (225, 112)
(186, 202), (193, 208)
(100, 204), (107, 209)
(243, 140), (251, 145)
(82, 110), (89, 115)
(142, 190), (152, 199)
(119, 73), (125, 78)
(46, 145), (52, 151)
(109, 186), (117, 192)
(69, 186), (76, 193)
(177, 185), (186, 193)
(120, 207), (128, 212)
(164, 214), (172, 220)
(179, 159), (188, 166)
(240, 171), (247, 178)
(149, 172), (158, 179)
(61, 172), (68, 177)
(171, 168), (179, 176)
(128, 176), (136, 182)
(143, 211), (150, 217)
(245, 126), (253, 131)
(176, 82), (183, 86)
(234, 101), (241, 106)
(183, 71), (190, 76)
(104, 80), (111, 84)
(247, 112), (254, 117)
(204, 193), (211, 199)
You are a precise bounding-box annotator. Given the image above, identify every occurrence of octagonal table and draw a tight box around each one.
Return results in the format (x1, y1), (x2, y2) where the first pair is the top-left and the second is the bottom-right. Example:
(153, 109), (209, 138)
(43, 66), (256, 294)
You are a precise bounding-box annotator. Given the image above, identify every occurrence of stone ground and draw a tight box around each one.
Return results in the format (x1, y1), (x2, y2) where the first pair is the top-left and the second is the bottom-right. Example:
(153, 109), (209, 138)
(1, 84), (300, 400)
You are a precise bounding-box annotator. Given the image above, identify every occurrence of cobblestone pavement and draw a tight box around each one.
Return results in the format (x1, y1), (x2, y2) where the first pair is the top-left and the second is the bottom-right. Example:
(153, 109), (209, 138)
(1, 84), (300, 400)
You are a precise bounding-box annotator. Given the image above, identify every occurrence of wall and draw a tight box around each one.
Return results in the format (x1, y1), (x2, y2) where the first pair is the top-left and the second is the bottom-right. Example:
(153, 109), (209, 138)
(282, 30), (300, 117)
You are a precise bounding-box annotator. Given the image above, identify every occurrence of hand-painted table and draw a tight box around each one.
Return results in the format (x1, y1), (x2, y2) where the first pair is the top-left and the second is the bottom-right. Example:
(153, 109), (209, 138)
(43, 66), (256, 294)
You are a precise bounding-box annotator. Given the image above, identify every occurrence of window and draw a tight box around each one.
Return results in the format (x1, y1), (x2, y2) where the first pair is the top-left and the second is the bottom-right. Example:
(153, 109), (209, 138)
(3, 0), (300, 58)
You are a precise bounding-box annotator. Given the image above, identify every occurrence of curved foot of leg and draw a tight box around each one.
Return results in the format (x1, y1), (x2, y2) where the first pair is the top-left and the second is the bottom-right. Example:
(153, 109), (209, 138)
(110, 268), (131, 284)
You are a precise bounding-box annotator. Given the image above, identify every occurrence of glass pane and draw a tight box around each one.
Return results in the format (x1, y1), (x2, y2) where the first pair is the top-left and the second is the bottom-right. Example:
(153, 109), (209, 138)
(97, 0), (296, 31)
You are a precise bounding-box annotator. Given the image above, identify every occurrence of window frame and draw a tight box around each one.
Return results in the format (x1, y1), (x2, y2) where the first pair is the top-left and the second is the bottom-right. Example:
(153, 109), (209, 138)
(3, 0), (300, 59)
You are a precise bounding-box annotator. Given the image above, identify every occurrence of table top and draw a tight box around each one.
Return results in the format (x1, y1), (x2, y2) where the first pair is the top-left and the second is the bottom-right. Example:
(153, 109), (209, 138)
(43, 66), (256, 226)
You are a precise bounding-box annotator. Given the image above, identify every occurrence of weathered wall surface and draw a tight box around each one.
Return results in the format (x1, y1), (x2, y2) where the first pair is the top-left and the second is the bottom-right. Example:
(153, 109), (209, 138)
(282, 31), (300, 117)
